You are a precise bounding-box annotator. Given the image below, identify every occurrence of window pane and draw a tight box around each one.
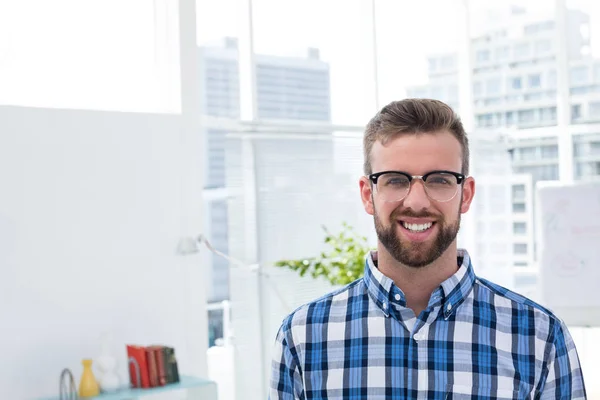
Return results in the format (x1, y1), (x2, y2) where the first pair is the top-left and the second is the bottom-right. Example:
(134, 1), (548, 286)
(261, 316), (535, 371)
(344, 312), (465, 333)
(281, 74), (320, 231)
(513, 203), (526, 213)
(252, 0), (375, 125)
(513, 243), (528, 254)
(513, 222), (527, 234)
(376, 0), (463, 112)
(0, 1), (180, 112)
(512, 184), (526, 200)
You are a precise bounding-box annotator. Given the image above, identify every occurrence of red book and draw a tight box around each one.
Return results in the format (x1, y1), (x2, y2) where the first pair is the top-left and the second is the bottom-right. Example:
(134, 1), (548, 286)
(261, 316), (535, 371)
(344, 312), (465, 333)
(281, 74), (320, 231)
(145, 347), (159, 387)
(126, 345), (150, 389)
(147, 345), (168, 386)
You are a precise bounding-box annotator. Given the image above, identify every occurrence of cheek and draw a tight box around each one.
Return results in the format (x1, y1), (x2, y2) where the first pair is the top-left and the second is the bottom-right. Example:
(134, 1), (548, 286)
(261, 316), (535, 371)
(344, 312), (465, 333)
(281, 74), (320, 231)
(379, 201), (410, 222)
(441, 201), (462, 220)
(373, 199), (394, 218)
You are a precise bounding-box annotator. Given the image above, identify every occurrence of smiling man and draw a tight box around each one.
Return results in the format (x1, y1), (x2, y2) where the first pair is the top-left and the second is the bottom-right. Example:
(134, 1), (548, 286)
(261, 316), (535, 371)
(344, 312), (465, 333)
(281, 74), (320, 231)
(269, 99), (586, 399)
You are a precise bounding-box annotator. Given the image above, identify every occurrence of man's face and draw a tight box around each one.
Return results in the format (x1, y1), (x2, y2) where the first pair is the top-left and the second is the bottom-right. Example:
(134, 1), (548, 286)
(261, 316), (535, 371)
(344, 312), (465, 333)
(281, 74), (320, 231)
(359, 131), (475, 268)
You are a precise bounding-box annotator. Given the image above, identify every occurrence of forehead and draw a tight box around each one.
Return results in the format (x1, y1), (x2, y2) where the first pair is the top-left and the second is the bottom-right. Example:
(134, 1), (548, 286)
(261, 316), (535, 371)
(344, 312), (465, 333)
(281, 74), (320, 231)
(370, 130), (462, 173)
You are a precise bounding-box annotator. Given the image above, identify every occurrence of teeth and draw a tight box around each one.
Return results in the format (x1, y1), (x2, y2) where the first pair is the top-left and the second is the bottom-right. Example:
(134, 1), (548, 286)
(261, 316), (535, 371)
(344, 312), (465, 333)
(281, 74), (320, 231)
(402, 222), (433, 232)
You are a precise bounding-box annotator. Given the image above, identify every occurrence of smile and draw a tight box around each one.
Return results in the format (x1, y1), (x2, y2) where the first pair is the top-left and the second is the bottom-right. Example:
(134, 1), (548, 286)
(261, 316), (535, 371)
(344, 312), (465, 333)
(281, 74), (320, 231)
(400, 221), (435, 233)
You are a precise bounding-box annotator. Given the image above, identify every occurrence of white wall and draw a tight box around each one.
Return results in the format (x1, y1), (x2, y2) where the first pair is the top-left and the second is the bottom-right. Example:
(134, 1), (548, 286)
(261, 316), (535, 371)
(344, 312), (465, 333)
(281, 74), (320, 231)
(0, 106), (207, 399)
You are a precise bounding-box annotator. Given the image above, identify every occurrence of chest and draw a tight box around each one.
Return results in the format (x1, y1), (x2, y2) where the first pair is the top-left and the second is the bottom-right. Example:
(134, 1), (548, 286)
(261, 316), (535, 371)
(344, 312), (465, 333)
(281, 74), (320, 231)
(299, 316), (540, 400)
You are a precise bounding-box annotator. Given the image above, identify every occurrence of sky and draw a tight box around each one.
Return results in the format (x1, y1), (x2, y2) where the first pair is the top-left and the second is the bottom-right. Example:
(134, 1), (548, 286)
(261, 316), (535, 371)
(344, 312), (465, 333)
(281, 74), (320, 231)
(1, 0), (600, 123)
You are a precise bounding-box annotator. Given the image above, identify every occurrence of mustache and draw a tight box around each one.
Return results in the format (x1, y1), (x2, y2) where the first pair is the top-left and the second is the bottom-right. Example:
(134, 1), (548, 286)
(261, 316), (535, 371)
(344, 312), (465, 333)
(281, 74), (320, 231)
(391, 209), (440, 220)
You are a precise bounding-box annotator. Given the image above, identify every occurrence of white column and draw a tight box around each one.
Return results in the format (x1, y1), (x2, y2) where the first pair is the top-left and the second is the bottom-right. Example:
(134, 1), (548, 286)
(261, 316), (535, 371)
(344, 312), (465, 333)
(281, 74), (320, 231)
(555, 0), (574, 182)
(178, 0), (208, 378)
(238, 0), (259, 122)
(457, 0), (475, 133)
(370, 0), (380, 110)
(234, 1), (265, 398)
(456, 0), (479, 265)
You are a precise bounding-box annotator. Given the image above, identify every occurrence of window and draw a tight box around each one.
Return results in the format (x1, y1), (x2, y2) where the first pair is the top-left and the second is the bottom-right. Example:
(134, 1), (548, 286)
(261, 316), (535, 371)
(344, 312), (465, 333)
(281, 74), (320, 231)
(513, 222), (527, 234)
(430, 86), (444, 100)
(486, 78), (502, 95)
(514, 262), (529, 267)
(408, 87), (429, 98)
(539, 107), (556, 122)
(496, 46), (509, 61)
(476, 49), (490, 63)
(518, 164), (559, 182)
(594, 64), (600, 82)
(540, 145), (558, 159)
(571, 104), (581, 121)
(511, 77), (522, 90)
(524, 93), (542, 101)
(477, 113), (493, 127)
(512, 184), (526, 200)
(473, 81), (482, 97)
(535, 39), (551, 54)
(513, 203), (526, 213)
(589, 101), (600, 118)
(576, 161), (600, 178)
(513, 243), (528, 255)
(547, 70), (557, 88)
(518, 109), (535, 123)
(506, 111), (515, 125)
(441, 55), (455, 69)
(428, 58), (438, 72)
(516, 146), (537, 161)
(448, 85), (458, 101)
(528, 74), (541, 88)
(570, 66), (588, 85)
(539, 164), (559, 181)
(514, 43), (530, 58)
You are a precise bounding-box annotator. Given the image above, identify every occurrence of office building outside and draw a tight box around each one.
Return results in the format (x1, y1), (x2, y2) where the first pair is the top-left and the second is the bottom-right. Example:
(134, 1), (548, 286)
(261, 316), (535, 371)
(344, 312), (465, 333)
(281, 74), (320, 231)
(406, 7), (600, 282)
(198, 38), (331, 344)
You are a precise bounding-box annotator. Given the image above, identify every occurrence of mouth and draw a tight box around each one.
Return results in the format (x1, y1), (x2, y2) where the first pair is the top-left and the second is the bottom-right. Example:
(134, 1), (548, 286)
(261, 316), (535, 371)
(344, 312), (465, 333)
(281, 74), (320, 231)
(396, 220), (437, 242)
(399, 221), (435, 233)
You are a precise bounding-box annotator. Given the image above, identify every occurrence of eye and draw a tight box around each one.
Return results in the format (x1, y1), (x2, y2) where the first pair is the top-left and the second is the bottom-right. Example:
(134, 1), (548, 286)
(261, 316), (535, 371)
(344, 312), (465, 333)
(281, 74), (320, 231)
(425, 173), (456, 186)
(381, 174), (410, 186)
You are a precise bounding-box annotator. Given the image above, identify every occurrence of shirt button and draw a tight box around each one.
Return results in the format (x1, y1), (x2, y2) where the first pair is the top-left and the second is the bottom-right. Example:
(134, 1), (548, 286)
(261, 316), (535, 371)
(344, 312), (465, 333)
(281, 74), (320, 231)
(447, 303), (452, 311)
(382, 302), (388, 309)
(394, 294), (401, 301)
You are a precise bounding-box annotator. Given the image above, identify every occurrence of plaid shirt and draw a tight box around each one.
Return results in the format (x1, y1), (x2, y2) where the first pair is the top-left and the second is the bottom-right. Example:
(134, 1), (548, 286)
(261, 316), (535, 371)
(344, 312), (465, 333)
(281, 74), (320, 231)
(269, 249), (586, 399)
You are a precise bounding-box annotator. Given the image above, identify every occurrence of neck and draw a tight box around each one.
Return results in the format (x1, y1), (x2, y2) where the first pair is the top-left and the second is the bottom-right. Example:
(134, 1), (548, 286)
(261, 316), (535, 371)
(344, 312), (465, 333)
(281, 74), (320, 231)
(376, 243), (459, 316)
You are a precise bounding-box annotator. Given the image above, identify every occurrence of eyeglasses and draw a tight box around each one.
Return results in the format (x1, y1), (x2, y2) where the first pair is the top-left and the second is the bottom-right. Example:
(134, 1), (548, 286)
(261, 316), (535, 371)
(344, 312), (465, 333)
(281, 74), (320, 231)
(368, 170), (466, 203)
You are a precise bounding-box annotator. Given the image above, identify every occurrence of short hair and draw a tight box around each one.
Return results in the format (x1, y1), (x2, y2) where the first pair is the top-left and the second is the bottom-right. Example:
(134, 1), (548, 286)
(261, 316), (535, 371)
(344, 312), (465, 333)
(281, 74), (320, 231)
(363, 98), (469, 176)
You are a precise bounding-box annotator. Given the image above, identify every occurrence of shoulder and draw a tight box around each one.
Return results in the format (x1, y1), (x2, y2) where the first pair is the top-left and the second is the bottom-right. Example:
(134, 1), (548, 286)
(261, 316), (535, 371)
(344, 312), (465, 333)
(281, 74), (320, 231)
(474, 276), (565, 334)
(278, 278), (365, 337)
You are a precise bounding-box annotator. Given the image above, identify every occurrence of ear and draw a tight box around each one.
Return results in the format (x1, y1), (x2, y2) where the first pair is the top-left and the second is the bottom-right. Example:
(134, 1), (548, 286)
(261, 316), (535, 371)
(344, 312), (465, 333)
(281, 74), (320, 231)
(459, 176), (476, 214)
(359, 176), (375, 216)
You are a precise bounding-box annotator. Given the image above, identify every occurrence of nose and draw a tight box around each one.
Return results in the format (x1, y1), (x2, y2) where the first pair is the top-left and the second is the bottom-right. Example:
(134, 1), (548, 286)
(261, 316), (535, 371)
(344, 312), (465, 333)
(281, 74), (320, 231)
(402, 179), (431, 211)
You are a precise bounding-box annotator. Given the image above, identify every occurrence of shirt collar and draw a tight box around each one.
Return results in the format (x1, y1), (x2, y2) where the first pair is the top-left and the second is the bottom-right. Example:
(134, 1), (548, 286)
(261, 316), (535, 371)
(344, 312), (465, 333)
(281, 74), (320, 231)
(363, 249), (476, 318)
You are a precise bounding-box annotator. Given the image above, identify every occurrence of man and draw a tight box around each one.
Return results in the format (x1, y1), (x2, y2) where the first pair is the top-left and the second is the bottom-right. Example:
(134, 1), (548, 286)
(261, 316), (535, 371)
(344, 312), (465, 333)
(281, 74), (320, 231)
(269, 99), (586, 399)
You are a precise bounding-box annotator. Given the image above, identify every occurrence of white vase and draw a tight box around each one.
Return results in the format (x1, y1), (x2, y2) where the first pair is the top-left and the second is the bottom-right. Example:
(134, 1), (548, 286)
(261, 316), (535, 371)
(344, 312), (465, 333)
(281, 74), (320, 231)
(96, 333), (121, 392)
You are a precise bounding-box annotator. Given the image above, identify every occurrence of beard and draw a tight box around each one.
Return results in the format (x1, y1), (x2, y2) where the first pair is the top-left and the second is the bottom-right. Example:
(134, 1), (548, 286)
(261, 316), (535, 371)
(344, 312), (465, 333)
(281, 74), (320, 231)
(374, 203), (461, 268)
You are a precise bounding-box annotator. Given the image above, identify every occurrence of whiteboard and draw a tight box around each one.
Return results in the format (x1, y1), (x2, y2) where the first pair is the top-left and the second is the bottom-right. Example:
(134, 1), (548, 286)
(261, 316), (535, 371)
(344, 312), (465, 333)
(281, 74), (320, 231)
(537, 180), (600, 326)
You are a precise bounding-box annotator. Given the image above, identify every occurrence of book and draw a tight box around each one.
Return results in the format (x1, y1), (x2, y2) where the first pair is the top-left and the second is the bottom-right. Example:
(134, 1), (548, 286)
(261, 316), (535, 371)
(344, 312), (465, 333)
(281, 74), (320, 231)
(147, 345), (168, 386)
(145, 347), (159, 387)
(163, 346), (180, 383)
(126, 345), (151, 389)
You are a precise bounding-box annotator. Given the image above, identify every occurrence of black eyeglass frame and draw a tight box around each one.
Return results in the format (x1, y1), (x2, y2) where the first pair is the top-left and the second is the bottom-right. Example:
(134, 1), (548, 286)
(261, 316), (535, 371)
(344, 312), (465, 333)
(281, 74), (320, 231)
(367, 170), (467, 202)
(367, 170), (466, 186)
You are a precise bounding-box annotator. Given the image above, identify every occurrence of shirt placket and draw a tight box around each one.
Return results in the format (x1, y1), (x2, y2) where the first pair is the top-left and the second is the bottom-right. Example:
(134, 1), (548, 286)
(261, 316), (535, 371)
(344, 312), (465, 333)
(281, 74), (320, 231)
(412, 304), (442, 399)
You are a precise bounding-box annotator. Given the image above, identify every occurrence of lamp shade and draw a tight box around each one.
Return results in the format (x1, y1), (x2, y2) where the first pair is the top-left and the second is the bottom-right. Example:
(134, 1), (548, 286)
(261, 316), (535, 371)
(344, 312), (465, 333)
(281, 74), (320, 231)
(177, 237), (199, 255)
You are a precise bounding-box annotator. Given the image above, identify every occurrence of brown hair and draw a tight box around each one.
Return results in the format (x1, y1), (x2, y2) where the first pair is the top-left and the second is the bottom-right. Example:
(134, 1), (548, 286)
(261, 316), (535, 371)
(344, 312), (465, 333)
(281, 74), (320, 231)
(363, 98), (469, 176)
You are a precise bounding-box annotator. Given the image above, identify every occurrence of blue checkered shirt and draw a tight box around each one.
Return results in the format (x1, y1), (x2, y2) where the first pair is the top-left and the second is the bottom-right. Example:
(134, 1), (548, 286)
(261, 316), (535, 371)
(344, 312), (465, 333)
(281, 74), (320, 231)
(269, 249), (586, 399)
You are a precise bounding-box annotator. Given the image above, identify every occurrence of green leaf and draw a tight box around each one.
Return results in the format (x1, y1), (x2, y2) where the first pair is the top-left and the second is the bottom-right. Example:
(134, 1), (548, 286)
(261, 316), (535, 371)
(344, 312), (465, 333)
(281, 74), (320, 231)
(273, 222), (371, 286)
